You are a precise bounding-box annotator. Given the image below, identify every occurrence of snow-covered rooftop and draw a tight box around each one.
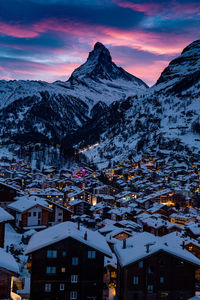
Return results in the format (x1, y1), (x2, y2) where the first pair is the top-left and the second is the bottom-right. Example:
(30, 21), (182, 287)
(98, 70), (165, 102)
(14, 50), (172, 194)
(26, 221), (112, 258)
(0, 207), (14, 222)
(114, 231), (200, 268)
(0, 247), (19, 274)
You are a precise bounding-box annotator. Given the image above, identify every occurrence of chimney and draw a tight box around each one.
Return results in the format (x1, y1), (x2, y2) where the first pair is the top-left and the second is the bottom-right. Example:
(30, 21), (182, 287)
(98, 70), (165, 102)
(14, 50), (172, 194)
(181, 240), (185, 249)
(6, 245), (9, 253)
(146, 244), (150, 253)
(84, 231), (87, 240)
(78, 222), (80, 230)
(123, 239), (127, 249)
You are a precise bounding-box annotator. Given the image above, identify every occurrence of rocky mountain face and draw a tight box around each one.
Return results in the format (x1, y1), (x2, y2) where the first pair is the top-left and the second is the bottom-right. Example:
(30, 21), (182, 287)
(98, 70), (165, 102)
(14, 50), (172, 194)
(80, 40), (200, 168)
(1, 40), (200, 169)
(0, 42), (147, 146)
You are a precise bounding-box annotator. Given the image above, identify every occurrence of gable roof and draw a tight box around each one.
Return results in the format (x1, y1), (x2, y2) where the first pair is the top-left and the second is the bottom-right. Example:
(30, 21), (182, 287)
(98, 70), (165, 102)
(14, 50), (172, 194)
(8, 195), (51, 213)
(26, 221), (112, 258)
(114, 232), (200, 268)
(0, 248), (19, 274)
(0, 207), (14, 223)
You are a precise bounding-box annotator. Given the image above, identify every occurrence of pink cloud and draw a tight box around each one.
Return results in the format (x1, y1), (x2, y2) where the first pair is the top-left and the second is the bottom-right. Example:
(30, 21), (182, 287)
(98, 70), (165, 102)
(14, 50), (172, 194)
(0, 22), (39, 38)
(114, 0), (200, 17)
(113, 0), (161, 15)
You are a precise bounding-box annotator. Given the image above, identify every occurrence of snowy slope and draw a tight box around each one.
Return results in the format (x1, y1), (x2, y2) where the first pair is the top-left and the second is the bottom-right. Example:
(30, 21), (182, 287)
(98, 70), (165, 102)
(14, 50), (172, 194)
(82, 40), (200, 168)
(0, 42), (148, 144)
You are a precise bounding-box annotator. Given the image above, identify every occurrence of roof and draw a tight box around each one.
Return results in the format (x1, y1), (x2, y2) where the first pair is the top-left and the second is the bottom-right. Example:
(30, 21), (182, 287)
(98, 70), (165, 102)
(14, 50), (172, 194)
(0, 248), (19, 274)
(26, 221), (112, 258)
(114, 232), (200, 268)
(8, 195), (51, 213)
(0, 207), (14, 222)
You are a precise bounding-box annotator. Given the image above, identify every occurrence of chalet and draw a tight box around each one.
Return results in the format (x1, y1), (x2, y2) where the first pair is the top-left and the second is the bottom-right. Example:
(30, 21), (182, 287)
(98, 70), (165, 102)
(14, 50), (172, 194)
(8, 196), (52, 231)
(26, 221), (112, 300)
(96, 194), (116, 205)
(64, 186), (84, 204)
(0, 248), (19, 299)
(31, 188), (64, 205)
(185, 222), (200, 239)
(114, 232), (200, 300)
(47, 200), (72, 226)
(170, 213), (196, 226)
(0, 180), (24, 208)
(67, 199), (91, 216)
(0, 207), (14, 248)
(142, 215), (181, 237)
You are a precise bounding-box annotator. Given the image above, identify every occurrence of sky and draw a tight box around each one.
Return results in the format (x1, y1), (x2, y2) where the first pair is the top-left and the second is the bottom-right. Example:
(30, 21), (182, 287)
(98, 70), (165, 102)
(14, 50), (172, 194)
(0, 0), (199, 86)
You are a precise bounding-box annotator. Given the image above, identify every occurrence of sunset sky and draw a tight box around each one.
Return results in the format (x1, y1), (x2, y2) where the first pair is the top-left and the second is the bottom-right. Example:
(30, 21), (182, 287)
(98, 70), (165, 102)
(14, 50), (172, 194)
(0, 0), (199, 85)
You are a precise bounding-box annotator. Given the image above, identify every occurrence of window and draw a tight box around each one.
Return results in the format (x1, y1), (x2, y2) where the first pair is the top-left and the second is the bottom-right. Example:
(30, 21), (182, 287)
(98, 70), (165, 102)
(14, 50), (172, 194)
(147, 285), (154, 293)
(72, 257), (78, 265)
(45, 283), (51, 292)
(46, 266), (56, 274)
(60, 283), (65, 291)
(62, 251), (67, 257)
(70, 291), (77, 299)
(88, 251), (96, 259)
(138, 261), (143, 268)
(61, 267), (66, 273)
(160, 277), (164, 283)
(59, 212), (62, 216)
(47, 250), (57, 258)
(133, 276), (139, 285)
(28, 212), (31, 217)
(38, 212), (41, 218)
(33, 212), (37, 216)
(71, 275), (78, 283)
(111, 271), (117, 278)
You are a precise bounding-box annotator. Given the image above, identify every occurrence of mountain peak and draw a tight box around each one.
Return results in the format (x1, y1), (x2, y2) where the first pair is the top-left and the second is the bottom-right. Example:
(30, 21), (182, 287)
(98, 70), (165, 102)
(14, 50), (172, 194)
(93, 41), (107, 51)
(68, 42), (148, 88)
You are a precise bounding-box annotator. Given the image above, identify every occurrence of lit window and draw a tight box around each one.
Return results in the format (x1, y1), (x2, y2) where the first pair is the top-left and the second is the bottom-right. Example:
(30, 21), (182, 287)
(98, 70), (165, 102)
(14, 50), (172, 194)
(47, 250), (57, 258)
(88, 251), (96, 259)
(61, 267), (66, 273)
(45, 283), (51, 292)
(46, 266), (56, 274)
(111, 271), (117, 278)
(70, 291), (77, 299)
(71, 275), (78, 283)
(60, 283), (65, 291)
(72, 257), (78, 265)
(138, 261), (143, 268)
(133, 276), (139, 285)
(160, 277), (164, 283)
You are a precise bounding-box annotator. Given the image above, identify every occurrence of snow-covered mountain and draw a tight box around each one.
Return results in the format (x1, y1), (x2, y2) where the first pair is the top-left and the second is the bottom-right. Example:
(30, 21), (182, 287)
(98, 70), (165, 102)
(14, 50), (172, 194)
(81, 40), (200, 168)
(0, 42), (148, 145)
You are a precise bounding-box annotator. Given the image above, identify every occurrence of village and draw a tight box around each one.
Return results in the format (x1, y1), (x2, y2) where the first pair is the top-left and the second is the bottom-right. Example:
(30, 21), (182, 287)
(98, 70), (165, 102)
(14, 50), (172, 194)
(1, 152), (200, 300)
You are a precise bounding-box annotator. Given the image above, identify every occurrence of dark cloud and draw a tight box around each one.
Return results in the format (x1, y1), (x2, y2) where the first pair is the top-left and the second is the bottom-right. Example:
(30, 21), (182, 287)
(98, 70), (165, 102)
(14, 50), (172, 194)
(0, 0), (144, 29)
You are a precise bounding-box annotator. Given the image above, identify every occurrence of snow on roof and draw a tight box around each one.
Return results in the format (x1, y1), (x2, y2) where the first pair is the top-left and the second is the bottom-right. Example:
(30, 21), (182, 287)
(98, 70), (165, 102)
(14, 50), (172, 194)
(68, 199), (89, 206)
(185, 222), (200, 235)
(26, 221), (112, 258)
(8, 195), (51, 212)
(0, 248), (19, 274)
(0, 207), (14, 222)
(114, 231), (200, 268)
(136, 188), (172, 203)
